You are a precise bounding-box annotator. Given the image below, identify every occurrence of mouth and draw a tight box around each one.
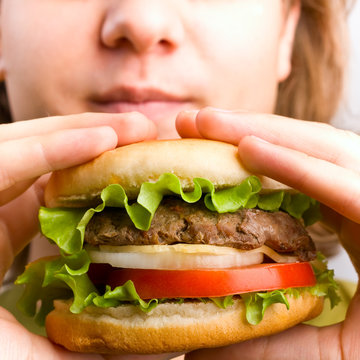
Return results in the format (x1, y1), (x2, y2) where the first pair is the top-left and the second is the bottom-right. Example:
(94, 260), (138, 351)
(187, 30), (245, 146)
(89, 86), (193, 121)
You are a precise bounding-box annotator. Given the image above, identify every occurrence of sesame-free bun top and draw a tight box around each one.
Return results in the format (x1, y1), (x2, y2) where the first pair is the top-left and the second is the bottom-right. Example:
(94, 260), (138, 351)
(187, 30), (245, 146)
(45, 139), (292, 208)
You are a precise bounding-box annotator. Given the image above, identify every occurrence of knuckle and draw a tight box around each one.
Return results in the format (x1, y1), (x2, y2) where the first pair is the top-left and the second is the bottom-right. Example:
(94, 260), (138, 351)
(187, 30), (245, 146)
(35, 140), (52, 173)
(317, 126), (360, 171)
(0, 167), (15, 193)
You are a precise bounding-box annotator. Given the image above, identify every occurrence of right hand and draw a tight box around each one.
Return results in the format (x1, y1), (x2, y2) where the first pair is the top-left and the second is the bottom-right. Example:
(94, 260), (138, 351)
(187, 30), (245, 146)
(177, 107), (360, 360)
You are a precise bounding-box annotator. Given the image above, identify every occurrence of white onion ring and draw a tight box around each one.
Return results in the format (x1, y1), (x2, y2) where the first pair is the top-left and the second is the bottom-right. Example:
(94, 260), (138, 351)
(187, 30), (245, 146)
(86, 244), (298, 270)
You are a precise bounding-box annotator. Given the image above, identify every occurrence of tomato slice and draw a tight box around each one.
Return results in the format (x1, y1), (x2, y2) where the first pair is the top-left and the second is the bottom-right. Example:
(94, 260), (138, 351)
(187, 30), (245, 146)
(101, 262), (316, 299)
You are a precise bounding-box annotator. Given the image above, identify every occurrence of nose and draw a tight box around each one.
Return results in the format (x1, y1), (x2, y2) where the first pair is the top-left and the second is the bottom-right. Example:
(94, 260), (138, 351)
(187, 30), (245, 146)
(101, 1), (185, 54)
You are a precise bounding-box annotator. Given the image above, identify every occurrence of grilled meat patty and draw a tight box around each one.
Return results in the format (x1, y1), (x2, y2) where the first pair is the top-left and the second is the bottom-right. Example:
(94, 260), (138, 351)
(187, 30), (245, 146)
(85, 197), (316, 261)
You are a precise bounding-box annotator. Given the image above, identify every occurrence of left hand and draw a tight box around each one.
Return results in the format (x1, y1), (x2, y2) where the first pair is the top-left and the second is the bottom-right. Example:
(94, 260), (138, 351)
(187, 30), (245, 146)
(0, 112), (180, 360)
(176, 107), (360, 359)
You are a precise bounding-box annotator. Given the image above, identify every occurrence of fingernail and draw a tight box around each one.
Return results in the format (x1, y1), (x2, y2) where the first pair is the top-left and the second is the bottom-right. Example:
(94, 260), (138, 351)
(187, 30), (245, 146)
(145, 120), (158, 139)
(178, 109), (199, 116)
(205, 107), (234, 113)
(248, 135), (270, 144)
(94, 126), (118, 148)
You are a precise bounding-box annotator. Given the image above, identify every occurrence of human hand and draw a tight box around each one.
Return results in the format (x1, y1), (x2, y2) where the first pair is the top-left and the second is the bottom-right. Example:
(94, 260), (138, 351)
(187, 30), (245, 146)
(0, 112), (182, 360)
(177, 107), (360, 359)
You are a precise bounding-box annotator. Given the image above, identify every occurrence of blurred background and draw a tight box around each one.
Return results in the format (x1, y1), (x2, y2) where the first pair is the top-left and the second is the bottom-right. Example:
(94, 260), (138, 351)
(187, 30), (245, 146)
(332, 0), (360, 132)
(325, 0), (360, 283)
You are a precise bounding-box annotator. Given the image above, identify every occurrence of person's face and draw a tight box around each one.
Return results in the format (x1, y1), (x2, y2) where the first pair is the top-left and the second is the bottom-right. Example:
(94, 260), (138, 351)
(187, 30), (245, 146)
(0, 0), (299, 139)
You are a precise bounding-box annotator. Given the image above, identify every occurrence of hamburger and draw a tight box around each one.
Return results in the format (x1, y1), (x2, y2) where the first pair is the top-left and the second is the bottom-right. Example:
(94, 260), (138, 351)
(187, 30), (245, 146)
(16, 139), (339, 354)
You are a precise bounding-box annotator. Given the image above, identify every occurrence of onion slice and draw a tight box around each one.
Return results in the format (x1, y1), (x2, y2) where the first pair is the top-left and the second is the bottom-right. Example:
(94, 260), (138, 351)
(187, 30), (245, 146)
(85, 244), (298, 270)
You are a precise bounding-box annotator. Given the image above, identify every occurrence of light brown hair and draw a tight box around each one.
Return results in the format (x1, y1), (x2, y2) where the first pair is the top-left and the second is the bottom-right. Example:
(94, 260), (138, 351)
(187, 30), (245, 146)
(276, 0), (349, 123)
(0, 0), (350, 124)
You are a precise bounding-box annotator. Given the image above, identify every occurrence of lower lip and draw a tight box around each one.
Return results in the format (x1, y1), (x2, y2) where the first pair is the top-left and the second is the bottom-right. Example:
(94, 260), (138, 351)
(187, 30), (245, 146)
(90, 101), (192, 122)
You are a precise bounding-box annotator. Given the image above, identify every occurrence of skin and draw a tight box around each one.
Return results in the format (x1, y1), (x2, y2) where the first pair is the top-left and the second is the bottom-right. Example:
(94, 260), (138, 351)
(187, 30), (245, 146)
(0, 0), (359, 359)
(1, 0), (297, 138)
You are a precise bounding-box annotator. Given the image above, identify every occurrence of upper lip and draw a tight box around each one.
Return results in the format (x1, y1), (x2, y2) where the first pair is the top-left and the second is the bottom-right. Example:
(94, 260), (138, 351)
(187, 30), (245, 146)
(91, 86), (187, 104)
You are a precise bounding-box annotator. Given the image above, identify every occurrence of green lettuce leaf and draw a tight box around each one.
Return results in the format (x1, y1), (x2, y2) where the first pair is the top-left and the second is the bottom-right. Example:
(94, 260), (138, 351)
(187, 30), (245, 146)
(309, 253), (341, 308)
(15, 252), (159, 324)
(209, 295), (234, 309)
(238, 255), (340, 325)
(15, 256), (73, 325)
(241, 290), (290, 325)
(89, 284), (159, 312)
(39, 174), (320, 255)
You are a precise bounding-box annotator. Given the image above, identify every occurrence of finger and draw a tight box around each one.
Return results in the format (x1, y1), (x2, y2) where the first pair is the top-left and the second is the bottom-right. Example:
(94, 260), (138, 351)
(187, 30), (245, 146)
(0, 112), (157, 146)
(0, 179), (37, 206)
(191, 107), (252, 145)
(335, 218), (360, 272)
(193, 108), (360, 172)
(0, 179), (46, 280)
(0, 304), (181, 360)
(0, 220), (13, 282)
(0, 307), (104, 360)
(0, 126), (117, 195)
(318, 204), (344, 234)
(104, 353), (182, 360)
(176, 110), (202, 138)
(238, 135), (360, 223)
(0, 112), (157, 204)
(185, 323), (340, 360)
(112, 112), (157, 145)
(340, 290), (360, 359)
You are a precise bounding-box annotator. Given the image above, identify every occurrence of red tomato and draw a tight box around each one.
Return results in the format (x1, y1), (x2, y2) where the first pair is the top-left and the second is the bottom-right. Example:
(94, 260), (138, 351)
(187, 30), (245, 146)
(87, 263), (113, 286)
(103, 262), (316, 299)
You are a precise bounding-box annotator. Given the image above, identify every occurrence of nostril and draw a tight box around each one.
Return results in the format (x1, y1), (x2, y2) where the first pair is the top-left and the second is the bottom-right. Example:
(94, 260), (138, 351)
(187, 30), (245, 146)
(159, 39), (168, 46)
(114, 37), (131, 48)
(158, 39), (174, 52)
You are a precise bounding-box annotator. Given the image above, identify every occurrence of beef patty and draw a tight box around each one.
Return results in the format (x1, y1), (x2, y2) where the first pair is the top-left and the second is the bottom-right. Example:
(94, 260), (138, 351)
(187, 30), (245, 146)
(85, 197), (316, 261)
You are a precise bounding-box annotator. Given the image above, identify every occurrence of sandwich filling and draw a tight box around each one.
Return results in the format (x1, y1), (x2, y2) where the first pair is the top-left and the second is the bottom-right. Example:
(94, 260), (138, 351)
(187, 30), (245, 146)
(15, 174), (339, 326)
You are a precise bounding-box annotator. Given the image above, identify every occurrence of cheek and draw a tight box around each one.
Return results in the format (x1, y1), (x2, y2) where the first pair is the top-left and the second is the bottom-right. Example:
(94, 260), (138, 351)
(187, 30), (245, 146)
(1, 1), (101, 119)
(193, 1), (283, 111)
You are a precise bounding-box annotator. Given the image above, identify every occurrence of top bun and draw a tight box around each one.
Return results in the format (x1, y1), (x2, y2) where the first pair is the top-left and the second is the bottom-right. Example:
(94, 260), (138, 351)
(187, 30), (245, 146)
(45, 139), (292, 208)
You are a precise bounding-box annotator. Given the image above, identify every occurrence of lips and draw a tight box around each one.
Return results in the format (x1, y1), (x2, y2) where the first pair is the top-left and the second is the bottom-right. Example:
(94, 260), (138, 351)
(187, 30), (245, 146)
(89, 86), (193, 122)
(93, 87), (186, 103)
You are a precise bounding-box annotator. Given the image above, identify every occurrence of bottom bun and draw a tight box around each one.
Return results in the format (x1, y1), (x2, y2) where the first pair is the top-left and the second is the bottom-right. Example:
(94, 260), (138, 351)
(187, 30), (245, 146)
(46, 293), (323, 354)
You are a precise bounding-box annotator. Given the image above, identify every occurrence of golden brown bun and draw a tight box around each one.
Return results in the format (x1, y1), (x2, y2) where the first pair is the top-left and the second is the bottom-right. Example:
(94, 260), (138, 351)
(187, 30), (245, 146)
(45, 139), (292, 207)
(46, 293), (323, 354)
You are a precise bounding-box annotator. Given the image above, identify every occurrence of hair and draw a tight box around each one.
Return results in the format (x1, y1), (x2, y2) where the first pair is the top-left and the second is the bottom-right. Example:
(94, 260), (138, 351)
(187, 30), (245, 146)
(276, 0), (350, 123)
(0, 0), (350, 124)
(0, 82), (11, 123)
